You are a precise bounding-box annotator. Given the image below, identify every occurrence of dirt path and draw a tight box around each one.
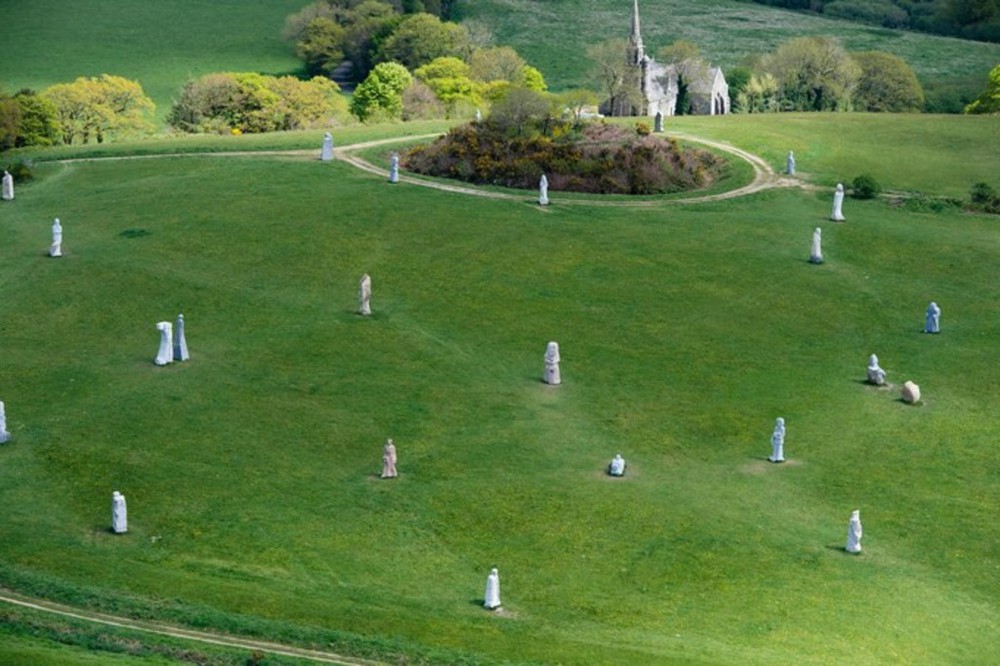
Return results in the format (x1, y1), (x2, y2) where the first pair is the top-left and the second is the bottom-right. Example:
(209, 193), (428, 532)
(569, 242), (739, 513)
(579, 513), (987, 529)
(334, 132), (803, 205)
(0, 589), (381, 665)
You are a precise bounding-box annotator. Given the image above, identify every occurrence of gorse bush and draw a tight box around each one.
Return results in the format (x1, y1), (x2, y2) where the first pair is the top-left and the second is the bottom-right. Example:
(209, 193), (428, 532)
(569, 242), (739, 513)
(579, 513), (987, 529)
(403, 120), (726, 194)
(851, 173), (882, 199)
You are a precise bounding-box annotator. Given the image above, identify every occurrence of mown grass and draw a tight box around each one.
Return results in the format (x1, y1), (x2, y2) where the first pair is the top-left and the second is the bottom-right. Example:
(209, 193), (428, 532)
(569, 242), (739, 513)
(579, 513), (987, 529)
(457, 0), (1000, 95)
(0, 0), (305, 121)
(0, 111), (997, 663)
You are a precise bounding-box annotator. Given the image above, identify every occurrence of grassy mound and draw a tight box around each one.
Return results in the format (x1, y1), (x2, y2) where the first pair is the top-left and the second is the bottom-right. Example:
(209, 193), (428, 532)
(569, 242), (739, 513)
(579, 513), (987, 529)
(403, 120), (727, 194)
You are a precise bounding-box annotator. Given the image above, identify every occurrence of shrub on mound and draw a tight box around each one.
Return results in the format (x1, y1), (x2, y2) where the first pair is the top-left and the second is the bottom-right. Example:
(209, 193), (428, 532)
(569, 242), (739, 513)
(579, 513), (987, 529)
(403, 120), (726, 194)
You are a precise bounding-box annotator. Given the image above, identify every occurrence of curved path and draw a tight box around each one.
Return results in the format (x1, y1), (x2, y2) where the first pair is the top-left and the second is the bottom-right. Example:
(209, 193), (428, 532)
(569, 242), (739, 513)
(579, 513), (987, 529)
(335, 132), (802, 205)
(0, 589), (380, 665)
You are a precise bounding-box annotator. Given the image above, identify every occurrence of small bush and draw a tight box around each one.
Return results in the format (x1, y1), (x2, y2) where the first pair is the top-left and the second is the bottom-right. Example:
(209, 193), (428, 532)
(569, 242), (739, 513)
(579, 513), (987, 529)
(635, 121), (651, 136)
(970, 182), (997, 206)
(3, 161), (33, 182)
(851, 173), (881, 199)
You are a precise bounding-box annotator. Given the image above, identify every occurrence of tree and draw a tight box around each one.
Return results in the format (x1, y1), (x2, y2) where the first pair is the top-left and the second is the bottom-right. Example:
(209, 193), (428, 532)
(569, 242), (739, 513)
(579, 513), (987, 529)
(374, 13), (468, 70)
(468, 46), (526, 83)
(414, 57), (480, 115)
(350, 61), (413, 121)
(12, 90), (61, 147)
(734, 72), (780, 113)
(556, 88), (600, 122)
(762, 36), (860, 111)
(488, 87), (550, 135)
(0, 91), (20, 151)
(42, 75), (154, 144)
(169, 73), (348, 133)
(587, 39), (643, 115)
(520, 65), (547, 92)
(851, 51), (924, 112)
(402, 79), (444, 120)
(296, 18), (347, 76)
(965, 64), (1000, 114)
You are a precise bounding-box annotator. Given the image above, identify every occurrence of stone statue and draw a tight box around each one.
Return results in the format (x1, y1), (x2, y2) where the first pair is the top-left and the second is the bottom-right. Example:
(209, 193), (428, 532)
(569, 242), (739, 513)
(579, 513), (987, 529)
(769, 417), (786, 463)
(475, 108), (482, 122)
(484, 568), (501, 610)
(1, 170), (13, 201)
(654, 111), (664, 133)
(866, 354), (886, 386)
(358, 273), (372, 316)
(845, 509), (862, 553)
(902, 380), (921, 404)
(50, 218), (63, 257)
(809, 227), (823, 264)
(543, 341), (560, 385)
(0, 400), (10, 443)
(320, 132), (334, 161)
(924, 301), (941, 334)
(538, 174), (549, 206)
(154, 321), (174, 365)
(381, 439), (397, 478)
(786, 151), (796, 175)
(608, 454), (626, 476)
(831, 183), (846, 221)
(389, 151), (399, 184)
(174, 314), (190, 361)
(112, 491), (128, 533)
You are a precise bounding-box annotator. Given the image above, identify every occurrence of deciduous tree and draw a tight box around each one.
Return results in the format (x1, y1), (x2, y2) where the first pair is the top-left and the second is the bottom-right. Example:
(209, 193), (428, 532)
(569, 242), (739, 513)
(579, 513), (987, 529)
(964, 64), (1000, 114)
(851, 51), (924, 112)
(374, 13), (468, 70)
(42, 75), (154, 144)
(762, 36), (860, 111)
(350, 61), (413, 121)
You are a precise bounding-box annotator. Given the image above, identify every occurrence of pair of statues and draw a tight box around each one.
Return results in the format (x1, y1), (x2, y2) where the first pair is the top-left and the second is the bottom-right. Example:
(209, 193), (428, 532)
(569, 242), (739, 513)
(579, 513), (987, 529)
(154, 314), (190, 365)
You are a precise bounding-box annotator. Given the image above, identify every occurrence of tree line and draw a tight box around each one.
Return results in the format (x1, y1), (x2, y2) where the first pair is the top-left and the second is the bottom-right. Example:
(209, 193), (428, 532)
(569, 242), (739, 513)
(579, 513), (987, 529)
(736, 0), (1000, 43)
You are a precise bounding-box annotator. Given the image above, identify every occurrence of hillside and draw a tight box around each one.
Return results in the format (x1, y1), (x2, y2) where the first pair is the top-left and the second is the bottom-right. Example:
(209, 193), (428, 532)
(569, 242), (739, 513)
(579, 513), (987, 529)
(455, 0), (1000, 106)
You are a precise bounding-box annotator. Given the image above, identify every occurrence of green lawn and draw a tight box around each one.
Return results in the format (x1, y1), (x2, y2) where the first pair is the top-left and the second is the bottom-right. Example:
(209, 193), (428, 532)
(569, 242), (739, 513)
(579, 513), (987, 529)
(0, 0), (305, 121)
(0, 113), (997, 663)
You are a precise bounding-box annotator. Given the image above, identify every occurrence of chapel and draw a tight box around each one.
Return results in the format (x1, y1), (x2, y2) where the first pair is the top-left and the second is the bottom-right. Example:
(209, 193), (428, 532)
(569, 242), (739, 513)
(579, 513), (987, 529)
(602, 0), (731, 117)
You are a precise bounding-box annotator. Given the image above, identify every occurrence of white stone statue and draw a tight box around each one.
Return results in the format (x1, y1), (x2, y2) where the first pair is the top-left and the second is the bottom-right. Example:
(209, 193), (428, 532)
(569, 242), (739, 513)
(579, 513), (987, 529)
(112, 491), (128, 533)
(924, 301), (941, 333)
(809, 227), (823, 264)
(543, 341), (560, 385)
(866, 354), (886, 386)
(174, 313), (190, 361)
(845, 509), (862, 553)
(475, 108), (482, 122)
(654, 111), (664, 133)
(484, 568), (501, 610)
(389, 151), (399, 184)
(1, 170), (13, 201)
(320, 132), (334, 161)
(0, 400), (10, 443)
(608, 453), (626, 476)
(50, 218), (63, 257)
(769, 417), (786, 463)
(786, 151), (796, 175)
(154, 321), (174, 365)
(381, 438), (397, 478)
(831, 183), (846, 221)
(902, 380), (921, 404)
(358, 273), (372, 316)
(538, 174), (549, 206)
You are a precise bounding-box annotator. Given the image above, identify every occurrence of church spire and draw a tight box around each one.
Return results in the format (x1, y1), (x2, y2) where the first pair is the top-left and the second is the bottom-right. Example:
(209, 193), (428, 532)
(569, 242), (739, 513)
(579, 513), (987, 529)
(629, 0), (645, 65)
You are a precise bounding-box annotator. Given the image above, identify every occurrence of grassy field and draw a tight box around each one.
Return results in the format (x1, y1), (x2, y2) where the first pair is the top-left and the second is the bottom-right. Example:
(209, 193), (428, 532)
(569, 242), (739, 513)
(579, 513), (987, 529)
(1, 112), (998, 663)
(457, 0), (1000, 99)
(0, 0), (305, 122)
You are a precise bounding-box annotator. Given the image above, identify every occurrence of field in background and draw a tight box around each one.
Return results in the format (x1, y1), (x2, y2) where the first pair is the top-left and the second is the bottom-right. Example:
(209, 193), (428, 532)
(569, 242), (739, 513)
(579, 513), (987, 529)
(457, 0), (1000, 105)
(2, 0), (999, 122)
(1, 112), (998, 663)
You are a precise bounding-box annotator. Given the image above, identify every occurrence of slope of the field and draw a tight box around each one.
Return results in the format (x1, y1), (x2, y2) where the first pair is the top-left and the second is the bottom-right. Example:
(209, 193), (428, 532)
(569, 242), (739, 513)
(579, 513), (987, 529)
(0, 0), (305, 122)
(456, 0), (1000, 98)
(1, 114), (998, 663)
